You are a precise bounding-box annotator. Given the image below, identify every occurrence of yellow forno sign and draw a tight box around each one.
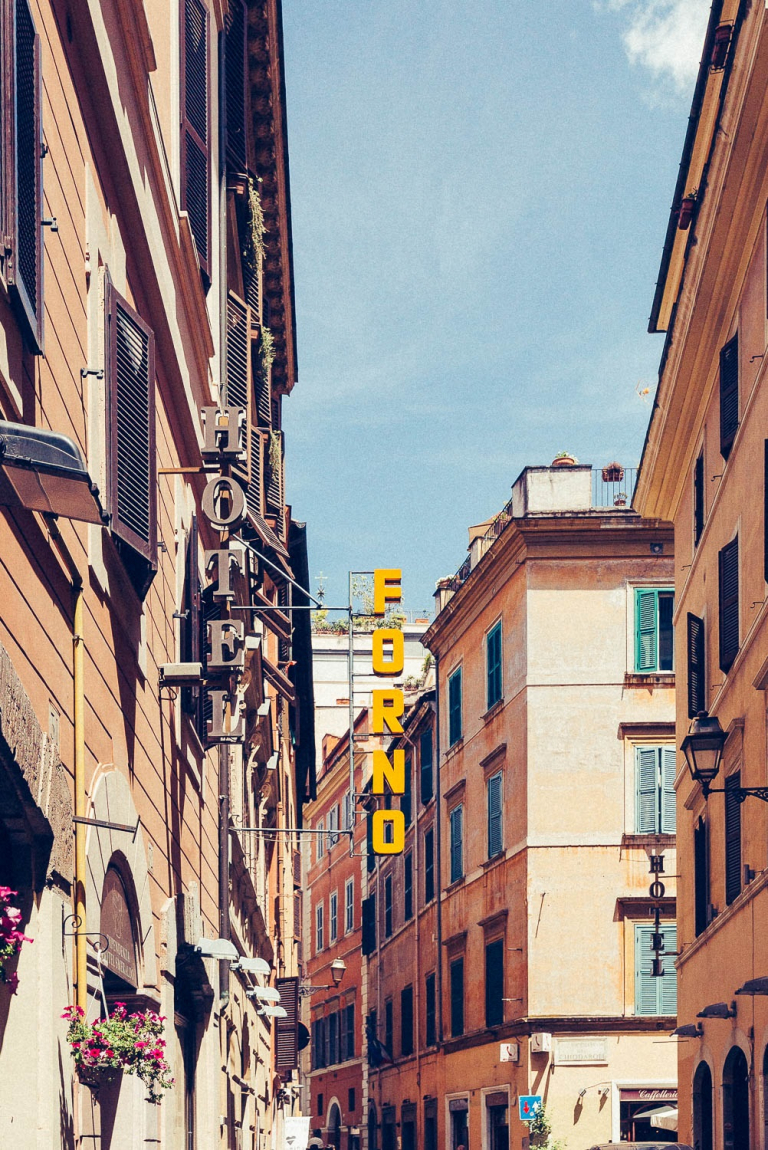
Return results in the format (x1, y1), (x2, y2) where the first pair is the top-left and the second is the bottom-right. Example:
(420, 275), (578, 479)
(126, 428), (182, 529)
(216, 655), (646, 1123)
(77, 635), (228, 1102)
(370, 569), (407, 856)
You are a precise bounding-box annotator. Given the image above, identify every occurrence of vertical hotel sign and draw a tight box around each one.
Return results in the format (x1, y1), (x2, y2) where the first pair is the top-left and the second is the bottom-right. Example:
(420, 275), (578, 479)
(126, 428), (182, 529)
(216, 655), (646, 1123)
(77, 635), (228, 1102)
(370, 569), (406, 855)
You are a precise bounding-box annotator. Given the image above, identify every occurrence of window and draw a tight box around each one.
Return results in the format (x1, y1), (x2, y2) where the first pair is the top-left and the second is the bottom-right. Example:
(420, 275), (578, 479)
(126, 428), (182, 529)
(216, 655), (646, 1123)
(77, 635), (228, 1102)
(3, 0), (43, 351)
(487, 772), (503, 858)
(719, 537), (739, 673)
(345, 877), (354, 934)
(404, 852), (413, 921)
(361, 894), (376, 955)
(341, 1002), (355, 1061)
(725, 772), (742, 905)
(106, 280), (158, 596)
(385, 999), (393, 1055)
(634, 588), (674, 673)
(317, 1092), (324, 1116)
(316, 818), (325, 860)
(328, 1011), (339, 1065)
(694, 816), (710, 937)
(348, 1087), (356, 1113)
(343, 791), (353, 831)
(181, 0), (210, 279)
(420, 728), (433, 803)
(315, 904), (324, 952)
(449, 805), (464, 883)
(312, 1020), (325, 1070)
(687, 613), (706, 718)
(384, 874), (393, 938)
(448, 668), (463, 745)
(694, 451), (705, 546)
(485, 938), (504, 1027)
(634, 922), (677, 1015)
(425, 972), (436, 1047)
(634, 747), (676, 834)
(401, 985), (414, 1056)
(401, 757), (412, 826)
(719, 333), (739, 459)
(329, 892), (338, 944)
(328, 804), (340, 849)
(450, 957), (464, 1037)
(486, 621), (502, 708)
(424, 828), (435, 903)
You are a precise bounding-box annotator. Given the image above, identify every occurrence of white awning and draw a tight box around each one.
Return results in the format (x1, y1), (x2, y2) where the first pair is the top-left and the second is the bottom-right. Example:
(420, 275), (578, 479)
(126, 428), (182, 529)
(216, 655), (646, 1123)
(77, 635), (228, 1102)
(634, 1103), (678, 1132)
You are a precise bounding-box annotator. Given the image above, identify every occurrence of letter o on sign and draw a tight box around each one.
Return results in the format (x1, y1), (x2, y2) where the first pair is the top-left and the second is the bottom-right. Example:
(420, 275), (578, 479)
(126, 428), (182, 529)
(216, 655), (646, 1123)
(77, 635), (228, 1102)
(202, 475), (246, 529)
(372, 810), (405, 855)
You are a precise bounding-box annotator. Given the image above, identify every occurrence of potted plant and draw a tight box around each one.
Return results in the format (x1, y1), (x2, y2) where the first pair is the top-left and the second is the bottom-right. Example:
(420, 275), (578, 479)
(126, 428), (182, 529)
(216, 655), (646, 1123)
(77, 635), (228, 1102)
(0, 886), (32, 994)
(552, 452), (578, 467)
(63, 1002), (174, 1102)
(601, 462), (624, 483)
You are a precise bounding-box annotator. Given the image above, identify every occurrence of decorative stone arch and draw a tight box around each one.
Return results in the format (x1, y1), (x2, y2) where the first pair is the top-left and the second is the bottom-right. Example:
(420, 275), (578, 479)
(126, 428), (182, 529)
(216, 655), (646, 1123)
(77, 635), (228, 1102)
(86, 768), (156, 997)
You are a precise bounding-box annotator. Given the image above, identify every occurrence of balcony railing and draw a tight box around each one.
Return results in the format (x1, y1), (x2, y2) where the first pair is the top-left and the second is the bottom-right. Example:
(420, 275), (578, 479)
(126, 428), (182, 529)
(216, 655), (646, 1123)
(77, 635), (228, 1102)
(592, 466), (637, 509)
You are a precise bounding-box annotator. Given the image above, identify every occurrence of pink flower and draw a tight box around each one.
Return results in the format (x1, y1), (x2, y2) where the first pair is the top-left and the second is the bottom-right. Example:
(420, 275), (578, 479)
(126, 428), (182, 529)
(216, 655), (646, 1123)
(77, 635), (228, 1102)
(5, 972), (18, 994)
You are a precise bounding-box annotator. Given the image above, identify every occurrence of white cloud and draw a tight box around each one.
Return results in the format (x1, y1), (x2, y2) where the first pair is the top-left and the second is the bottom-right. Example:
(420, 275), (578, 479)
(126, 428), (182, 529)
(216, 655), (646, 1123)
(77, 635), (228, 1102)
(599, 0), (711, 95)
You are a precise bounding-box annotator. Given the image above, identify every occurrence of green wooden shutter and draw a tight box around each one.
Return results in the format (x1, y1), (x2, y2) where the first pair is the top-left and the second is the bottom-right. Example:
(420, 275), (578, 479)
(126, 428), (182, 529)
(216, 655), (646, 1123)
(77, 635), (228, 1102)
(450, 958), (464, 1037)
(485, 938), (504, 1027)
(425, 973), (436, 1046)
(420, 728), (433, 803)
(635, 590), (659, 672)
(362, 894), (376, 955)
(449, 669), (462, 745)
(661, 747), (677, 834)
(487, 622), (502, 708)
(401, 756), (412, 826)
(687, 612), (706, 718)
(635, 924), (678, 1015)
(401, 986), (413, 1056)
(487, 772), (503, 858)
(424, 828), (435, 902)
(659, 925), (678, 1015)
(450, 805), (463, 882)
(404, 851), (413, 920)
(635, 747), (659, 833)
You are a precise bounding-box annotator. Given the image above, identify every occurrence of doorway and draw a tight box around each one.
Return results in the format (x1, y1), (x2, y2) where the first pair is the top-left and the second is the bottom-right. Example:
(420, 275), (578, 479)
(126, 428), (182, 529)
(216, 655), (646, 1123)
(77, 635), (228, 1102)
(723, 1047), (749, 1150)
(693, 1061), (713, 1150)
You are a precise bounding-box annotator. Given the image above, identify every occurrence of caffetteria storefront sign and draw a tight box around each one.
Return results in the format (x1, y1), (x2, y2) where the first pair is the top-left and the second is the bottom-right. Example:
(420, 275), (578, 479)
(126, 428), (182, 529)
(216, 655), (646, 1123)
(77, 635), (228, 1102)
(370, 568), (406, 856)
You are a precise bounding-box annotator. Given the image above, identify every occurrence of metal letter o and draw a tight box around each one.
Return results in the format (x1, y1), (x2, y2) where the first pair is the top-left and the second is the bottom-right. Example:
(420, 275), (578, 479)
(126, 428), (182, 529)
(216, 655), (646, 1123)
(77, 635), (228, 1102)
(202, 475), (246, 529)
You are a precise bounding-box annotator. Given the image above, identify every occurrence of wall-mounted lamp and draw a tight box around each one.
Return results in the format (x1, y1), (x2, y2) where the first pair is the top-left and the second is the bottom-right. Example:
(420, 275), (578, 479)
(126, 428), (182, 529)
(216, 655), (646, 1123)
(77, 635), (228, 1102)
(736, 977), (768, 996)
(672, 1023), (703, 1038)
(683, 713), (768, 801)
(697, 1001), (736, 1019)
(195, 937), (239, 961)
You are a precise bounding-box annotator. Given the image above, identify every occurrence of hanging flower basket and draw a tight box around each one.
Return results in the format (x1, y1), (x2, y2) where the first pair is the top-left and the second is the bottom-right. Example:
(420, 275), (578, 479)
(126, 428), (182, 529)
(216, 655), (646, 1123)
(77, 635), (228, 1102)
(0, 886), (32, 994)
(63, 1003), (174, 1104)
(601, 462), (624, 483)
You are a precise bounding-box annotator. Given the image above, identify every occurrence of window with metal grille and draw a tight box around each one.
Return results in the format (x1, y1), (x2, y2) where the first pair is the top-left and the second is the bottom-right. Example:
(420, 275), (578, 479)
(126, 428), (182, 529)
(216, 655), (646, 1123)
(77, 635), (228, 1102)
(634, 923), (677, 1016)
(694, 451), (705, 546)
(487, 772), (503, 858)
(486, 622), (502, 708)
(485, 938), (504, 1027)
(448, 668), (463, 745)
(634, 588), (674, 673)
(224, 0), (247, 170)
(420, 728), (433, 804)
(275, 976), (299, 1069)
(400, 985), (414, 1056)
(106, 280), (157, 595)
(725, 772), (741, 905)
(450, 957), (464, 1037)
(718, 537), (739, 673)
(181, 0), (210, 277)
(424, 827), (434, 903)
(425, 972), (436, 1047)
(384, 874), (393, 938)
(687, 613), (706, 718)
(635, 747), (676, 834)
(3, 0), (43, 351)
(719, 334), (739, 459)
(450, 805), (463, 883)
(404, 852), (413, 921)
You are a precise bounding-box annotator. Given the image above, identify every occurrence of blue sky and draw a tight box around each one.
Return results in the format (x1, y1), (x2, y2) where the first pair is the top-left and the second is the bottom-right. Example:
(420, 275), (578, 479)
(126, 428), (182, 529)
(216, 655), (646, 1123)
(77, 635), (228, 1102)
(281, 0), (710, 614)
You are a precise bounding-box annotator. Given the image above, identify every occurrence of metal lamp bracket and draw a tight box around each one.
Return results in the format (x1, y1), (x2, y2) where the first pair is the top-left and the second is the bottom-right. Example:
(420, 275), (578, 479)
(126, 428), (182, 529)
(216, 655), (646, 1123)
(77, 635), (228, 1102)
(72, 814), (141, 841)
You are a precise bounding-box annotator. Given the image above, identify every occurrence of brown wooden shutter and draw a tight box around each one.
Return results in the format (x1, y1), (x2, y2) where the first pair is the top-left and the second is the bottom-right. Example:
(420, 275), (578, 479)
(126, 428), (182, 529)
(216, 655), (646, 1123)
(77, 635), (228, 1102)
(225, 290), (252, 489)
(718, 536), (739, 673)
(694, 451), (704, 546)
(256, 342), (272, 427)
(105, 280), (157, 577)
(181, 0), (210, 278)
(719, 334), (739, 459)
(6, 0), (43, 352)
(724, 773), (741, 905)
(275, 976), (299, 1069)
(687, 612), (705, 718)
(266, 430), (283, 515)
(246, 430), (264, 519)
(224, 0), (248, 171)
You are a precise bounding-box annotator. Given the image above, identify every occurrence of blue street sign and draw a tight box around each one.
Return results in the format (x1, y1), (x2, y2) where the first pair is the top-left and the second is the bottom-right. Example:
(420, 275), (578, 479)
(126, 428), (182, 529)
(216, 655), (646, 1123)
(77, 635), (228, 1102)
(519, 1096), (542, 1123)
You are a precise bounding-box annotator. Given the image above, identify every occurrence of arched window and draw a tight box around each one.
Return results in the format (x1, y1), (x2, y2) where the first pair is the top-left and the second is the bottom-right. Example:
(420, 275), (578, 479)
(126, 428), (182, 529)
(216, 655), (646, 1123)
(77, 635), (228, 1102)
(723, 1046), (749, 1150)
(693, 1060), (713, 1150)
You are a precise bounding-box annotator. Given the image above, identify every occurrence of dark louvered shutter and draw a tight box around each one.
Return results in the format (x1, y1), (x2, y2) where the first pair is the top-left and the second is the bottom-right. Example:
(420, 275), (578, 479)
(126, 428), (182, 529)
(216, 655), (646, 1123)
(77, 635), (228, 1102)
(485, 938), (504, 1027)
(266, 431), (284, 515)
(275, 976), (299, 1069)
(694, 816), (709, 936)
(225, 291), (252, 489)
(7, 0), (43, 352)
(420, 728), (433, 804)
(181, 0), (210, 277)
(719, 335), (739, 459)
(424, 827), (434, 902)
(224, 0), (247, 170)
(181, 515), (202, 717)
(201, 584), (221, 740)
(450, 957), (464, 1037)
(694, 451), (705, 546)
(400, 985), (413, 1056)
(425, 972), (436, 1046)
(246, 430), (265, 519)
(687, 613), (705, 718)
(256, 345), (272, 426)
(724, 773), (741, 905)
(718, 537), (739, 673)
(345, 1002), (355, 1059)
(106, 281), (157, 577)
(362, 894), (376, 955)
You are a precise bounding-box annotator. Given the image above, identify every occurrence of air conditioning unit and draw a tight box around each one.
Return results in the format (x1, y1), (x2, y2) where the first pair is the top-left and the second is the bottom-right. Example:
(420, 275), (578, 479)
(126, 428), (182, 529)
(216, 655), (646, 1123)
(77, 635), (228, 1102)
(530, 1032), (552, 1054)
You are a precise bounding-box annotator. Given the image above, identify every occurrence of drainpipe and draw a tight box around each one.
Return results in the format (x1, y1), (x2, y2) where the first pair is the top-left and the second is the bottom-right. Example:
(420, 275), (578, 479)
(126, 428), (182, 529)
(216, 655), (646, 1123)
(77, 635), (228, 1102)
(45, 516), (86, 1009)
(433, 658), (443, 1045)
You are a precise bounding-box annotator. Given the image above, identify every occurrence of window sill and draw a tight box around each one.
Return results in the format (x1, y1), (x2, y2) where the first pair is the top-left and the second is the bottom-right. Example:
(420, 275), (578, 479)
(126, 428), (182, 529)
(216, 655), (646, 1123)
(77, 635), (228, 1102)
(483, 699), (504, 723)
(621, 833), (675, 851)
(624, 672), (675, 689)
(445, 738), (464, 759)
(446, 876), (465, 893)
(481, 851), (506, 872)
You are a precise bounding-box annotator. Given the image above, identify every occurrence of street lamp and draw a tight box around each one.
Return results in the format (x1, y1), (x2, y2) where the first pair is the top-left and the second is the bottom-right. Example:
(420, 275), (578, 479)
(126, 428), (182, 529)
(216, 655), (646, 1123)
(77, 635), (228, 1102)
(330, 958), (347, 986)
(681, 712), (726, 796)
